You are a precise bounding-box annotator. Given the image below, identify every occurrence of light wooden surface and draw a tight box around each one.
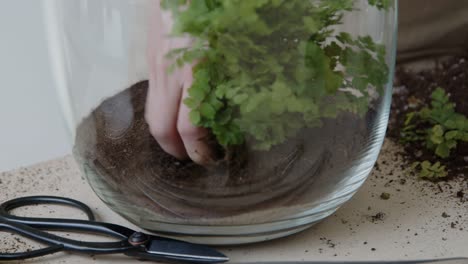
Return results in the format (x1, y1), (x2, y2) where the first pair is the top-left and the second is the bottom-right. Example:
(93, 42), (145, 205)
(0, 139), (467, 264)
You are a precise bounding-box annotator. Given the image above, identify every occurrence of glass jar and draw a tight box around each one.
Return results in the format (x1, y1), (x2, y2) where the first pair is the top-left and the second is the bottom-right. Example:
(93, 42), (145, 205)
(44, 0), (397, 244)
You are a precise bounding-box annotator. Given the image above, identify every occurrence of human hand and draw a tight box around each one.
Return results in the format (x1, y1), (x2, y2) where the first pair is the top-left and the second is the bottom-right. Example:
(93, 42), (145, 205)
(145, 1), (214, 166)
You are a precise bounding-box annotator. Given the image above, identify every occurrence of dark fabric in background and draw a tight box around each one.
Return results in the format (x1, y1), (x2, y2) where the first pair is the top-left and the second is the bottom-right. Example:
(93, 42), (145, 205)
(398, 1), (468, 62)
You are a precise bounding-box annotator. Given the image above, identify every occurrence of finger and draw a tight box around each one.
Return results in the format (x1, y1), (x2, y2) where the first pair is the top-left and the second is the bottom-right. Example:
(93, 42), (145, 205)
(177, 66), (215, 166)
(145, 4), (188, 160)
(146, 69), (188, 160)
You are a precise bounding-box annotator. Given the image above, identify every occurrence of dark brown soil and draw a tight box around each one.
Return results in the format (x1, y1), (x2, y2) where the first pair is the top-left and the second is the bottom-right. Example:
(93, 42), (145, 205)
(74, 81), (379, 220)
(388, 54), (468, 177)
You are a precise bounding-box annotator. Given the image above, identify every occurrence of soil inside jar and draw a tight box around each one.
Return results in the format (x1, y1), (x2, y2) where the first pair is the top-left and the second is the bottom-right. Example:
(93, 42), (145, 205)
(74, 81), (379, 220)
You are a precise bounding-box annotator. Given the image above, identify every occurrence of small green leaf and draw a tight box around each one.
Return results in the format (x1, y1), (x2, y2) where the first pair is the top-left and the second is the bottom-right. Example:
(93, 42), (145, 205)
(188, 87), (206, 101)
(410, 161), (420, 171)
(208, 95), (224, 110)
(303, 17), (319, 33)
(215, 84), (228, 99)
(433, 125), (444, 137)
(431, 88), (446, 101)
(404, 112), (416, 126)
(445, 139), (457, 149)
(439, 166), (448, 177)
(217, 108), (232, 125)
(431, 161), (442, 170)
(270, 100), (286, 114)
(286, 97), (302, 112)
(233, 94), (248, 104)
(420, 168), (431, 178)
(456, 118), (466, 129)
(430, 134), (444, 145)
(352, 77), (368, 91)
(421, 161), (431, 170)
(242, 94), (264, 113)
(184, 97), (199, 109)
(444, 119), (456, 128)
(337, 32), (353, 45)
(272, 81), (292, 98)
(435, 143), (450, 158)
(445, 130), (459, 140)
(225, 87), (241, 99)
(430, 125), (444, 144)
(200, 103), (216, 119)
(189, 110), (201, 124)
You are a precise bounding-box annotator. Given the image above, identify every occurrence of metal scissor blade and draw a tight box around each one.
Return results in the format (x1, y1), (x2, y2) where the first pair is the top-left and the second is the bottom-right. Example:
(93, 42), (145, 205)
(146, 237), (229, 264)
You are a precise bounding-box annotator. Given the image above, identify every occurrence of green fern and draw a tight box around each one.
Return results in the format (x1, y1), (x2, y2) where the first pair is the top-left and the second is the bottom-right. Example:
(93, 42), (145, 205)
(162, 0), (391, 150)
(410, 161), (448, 181)
(402, 88), (468, 158)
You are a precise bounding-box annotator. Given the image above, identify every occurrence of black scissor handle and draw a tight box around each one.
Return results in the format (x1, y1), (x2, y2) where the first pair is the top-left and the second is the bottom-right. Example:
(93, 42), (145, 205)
(0, 196), (90, 260)
(0, 196), (139, 260)
(0, 196), (95, 221)
(0, 244), (63, 261)
(0, 196), (135, 238)
(0, 219), (64, 261)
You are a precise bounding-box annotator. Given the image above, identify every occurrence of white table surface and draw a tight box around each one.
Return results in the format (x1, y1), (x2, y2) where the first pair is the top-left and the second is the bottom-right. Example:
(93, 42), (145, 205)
(1, 139), (467, 264)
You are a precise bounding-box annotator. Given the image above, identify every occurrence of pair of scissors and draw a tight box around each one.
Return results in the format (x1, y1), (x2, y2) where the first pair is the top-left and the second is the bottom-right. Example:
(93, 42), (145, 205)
(0, 196), (229, 263)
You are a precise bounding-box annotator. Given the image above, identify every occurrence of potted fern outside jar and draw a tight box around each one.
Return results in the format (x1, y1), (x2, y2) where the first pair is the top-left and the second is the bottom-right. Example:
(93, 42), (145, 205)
(44, 0), (398, 244)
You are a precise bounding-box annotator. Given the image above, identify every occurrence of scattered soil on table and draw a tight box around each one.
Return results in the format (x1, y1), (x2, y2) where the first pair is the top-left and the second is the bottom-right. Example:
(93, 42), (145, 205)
(388, 54), (468, 178)
(368, 212), (386, 223)
(380, 192), (390, 200)
(319, 237), (337, 248)
(74, 81), (376, 220)
(0, 236), (35, 254)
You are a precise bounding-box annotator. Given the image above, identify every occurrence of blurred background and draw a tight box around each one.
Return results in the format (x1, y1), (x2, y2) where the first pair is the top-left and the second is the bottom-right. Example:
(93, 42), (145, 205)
(0, 0), (70, 171)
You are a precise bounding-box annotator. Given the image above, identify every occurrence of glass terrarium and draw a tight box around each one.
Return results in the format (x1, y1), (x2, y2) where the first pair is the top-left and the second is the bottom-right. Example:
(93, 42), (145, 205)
(44, 0), (398, 244)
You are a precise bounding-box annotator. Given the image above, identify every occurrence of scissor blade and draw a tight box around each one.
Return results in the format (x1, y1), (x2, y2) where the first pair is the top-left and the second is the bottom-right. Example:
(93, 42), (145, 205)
(146, 238), (228, 264)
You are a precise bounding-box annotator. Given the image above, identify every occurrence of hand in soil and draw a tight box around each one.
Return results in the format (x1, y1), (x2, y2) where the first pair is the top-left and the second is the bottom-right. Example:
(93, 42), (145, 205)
(145, 1), (215, 166)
